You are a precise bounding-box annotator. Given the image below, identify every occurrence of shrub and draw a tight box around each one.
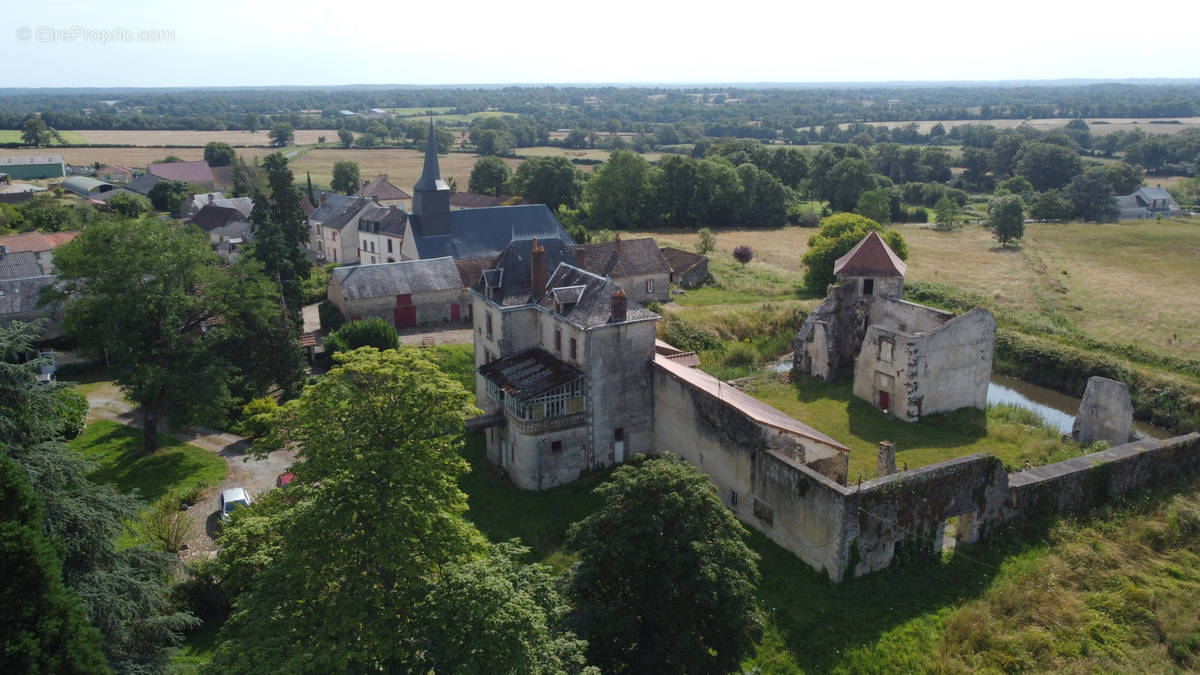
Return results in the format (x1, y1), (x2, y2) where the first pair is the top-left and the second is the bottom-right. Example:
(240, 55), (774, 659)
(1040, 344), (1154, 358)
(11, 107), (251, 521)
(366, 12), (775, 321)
(786, 203), (822, 227)
(318, 300), (345, 332)
(55, 388), (88, 439)
(722, 341), (759, 368)
(326, 317), (398, 355)
(732, 245), (754, 266)
(801, 213), (907, 292)
(235, 397), (279, 438)
(171, 558), (229, 625)
(140, 497), (193, 553)
(661, 316), (723, 353)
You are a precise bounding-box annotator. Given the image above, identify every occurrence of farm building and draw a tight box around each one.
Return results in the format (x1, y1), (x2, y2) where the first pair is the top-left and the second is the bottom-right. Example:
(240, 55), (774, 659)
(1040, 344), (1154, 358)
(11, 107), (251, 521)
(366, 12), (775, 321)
(62, 176), (115, 197)
(328, 256), (468, 328)
(96, 165), (135, 183)
(147, 160), (216, 190)
(570, 235), (671, 305)
(0, 155), (66, 180)
(660, 247), (709, 287)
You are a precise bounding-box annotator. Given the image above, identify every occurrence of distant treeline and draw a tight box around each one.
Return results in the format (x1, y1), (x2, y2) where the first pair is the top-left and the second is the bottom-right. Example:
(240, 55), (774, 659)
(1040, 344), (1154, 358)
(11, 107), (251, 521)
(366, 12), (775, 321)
(1, 83), (1199, 134)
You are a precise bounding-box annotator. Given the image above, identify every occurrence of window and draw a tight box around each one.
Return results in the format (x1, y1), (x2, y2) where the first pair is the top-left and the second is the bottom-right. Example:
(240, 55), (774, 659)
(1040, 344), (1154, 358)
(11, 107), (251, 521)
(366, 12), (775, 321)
(387, 239), (393, 253)
(569, 337), (577, 360)
(332, 231), (337, 241)
(551, 441), (563, 453)
(645, 279), (654, 294)
(862, 278), (874, 296)
(554, 328), (562, 352)
(614, 428), (624, 442)
(730, 490), (739, 509)
(370, 241), (376, 253)
(371, 256), (377, 264)
(753, 498), (774, 525)
(486, 313), (494, 340)
(878, 338), (894, 364)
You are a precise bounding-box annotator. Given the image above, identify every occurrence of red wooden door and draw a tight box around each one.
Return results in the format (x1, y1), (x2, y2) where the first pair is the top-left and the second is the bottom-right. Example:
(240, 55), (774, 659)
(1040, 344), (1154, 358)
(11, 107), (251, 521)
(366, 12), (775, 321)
(878, 390), (890, 412)
(450, 304), (460, 321)
(394, 306), (416, 328)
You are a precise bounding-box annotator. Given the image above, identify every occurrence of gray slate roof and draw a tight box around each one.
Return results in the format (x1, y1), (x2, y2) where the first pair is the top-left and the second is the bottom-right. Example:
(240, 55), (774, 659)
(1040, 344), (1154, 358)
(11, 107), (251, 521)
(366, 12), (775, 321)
(0, 275), (56, 315)
(1135, 186), (1173, 202)
(310, 194), (371, 231)
(410, 204), (574, 261)
(474, 237), (577, 307)
(333, 256), (461, 300)
(478, 348), (583, 401)
(120, 173), (167, 196)
(357, 204), (409, 236)
(538, 263), (658, 330)
(660, 247), (707, 275)
(0, 250), (44, 280)
(190, 204), (250, 232)
(570, 237), (669, 279)
(358, 175), (411, 201)
(414, 123), (450, 192)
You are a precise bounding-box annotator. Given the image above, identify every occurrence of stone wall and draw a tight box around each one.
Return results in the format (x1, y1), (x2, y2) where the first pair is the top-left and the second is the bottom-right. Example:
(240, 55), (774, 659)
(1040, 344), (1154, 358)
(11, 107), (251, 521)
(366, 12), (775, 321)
(337, 287), (467, 327)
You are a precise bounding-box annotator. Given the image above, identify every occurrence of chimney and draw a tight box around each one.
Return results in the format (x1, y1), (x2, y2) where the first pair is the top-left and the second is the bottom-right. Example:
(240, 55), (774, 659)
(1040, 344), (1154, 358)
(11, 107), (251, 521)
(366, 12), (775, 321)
(319, 192), (327, 205)
(614, 232), (622, 255)
(529, 238), (547, 298)
(389, 204), (396, 212)
(877, 441), (897, 477)
(611, 288), (627, 322)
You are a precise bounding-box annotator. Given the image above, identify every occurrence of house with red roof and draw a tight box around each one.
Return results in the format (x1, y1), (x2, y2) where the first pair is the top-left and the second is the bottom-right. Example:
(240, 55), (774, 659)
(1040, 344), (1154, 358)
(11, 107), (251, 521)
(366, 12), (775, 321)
(147, 160), (216, 190)
(0, 230), (80, 273)
(793, 231), (996, 422)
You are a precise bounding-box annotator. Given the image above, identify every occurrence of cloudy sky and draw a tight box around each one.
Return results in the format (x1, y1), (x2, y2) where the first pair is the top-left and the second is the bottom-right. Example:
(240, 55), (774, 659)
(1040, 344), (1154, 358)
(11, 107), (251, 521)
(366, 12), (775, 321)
(3, 0), (1198, 88)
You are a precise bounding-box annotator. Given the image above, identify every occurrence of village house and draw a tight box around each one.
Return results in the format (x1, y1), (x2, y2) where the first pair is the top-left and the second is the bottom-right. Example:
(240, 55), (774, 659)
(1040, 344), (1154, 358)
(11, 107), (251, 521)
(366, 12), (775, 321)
(188, 203), (254, 248)
(0, 231), (79, 273)
(0, 247), (60, 337)
(569, 235), (671, 305)
(307, 193), (372, 264)
(793, 231), (996, 421)
(328, 257), (467, 328)
(356, 203), (408, 264)
(660, 246), (709, 288)
(357, 174), (411, 209)
(180, 193), (252, 220)
(1116, 185), (1182, 220)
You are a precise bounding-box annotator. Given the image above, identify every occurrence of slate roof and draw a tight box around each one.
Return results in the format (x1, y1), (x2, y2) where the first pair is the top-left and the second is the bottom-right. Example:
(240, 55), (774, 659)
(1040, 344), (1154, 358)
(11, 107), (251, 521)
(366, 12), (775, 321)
(187, 193), (252, 218)
(1135, 186), (1173, 202)
(333, 256), (461, 300)
(537, 263), (659, 330)
(833, 230), (907, 278)
(473, 237), (577, 307)
(478, 348), (584, 401)
(0, 275), (56, 315)
(190, 204), (249, 232)
(449, 191), (510, 208)
(455, 258), (491, 288)
(358, 175), (411, 201)
(147, 160), (215, 184)
(414, 123), (450, 192)
(310, 195), (371, 231)
(357, 204), (408, 236)
(409, 203), (574, 261)
(0, 231), (79, 254)
(570, 236), (669, 279)
(121, 173), (166, 196)
(0, 250), (44, 279)
(660, 247), (707, 275)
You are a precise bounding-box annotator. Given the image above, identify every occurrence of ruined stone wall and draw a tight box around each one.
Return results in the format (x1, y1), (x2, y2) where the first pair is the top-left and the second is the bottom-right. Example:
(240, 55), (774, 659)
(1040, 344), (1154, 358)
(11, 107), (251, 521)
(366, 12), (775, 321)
(852, 326), (915, 419)
(586, 320), (657, 468)
(868, 298), (952, 334)
(907, 308), (996, 418)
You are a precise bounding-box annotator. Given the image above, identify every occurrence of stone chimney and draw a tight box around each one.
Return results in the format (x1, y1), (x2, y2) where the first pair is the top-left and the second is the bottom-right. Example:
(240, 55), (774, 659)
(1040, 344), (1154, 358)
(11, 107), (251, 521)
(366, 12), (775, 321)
(389, 204), (396, 212)
(877, 441), (897, 477)
(529, 238), (546, 298)
(611, 288), (627, 322)
(614, 232), (622, 255)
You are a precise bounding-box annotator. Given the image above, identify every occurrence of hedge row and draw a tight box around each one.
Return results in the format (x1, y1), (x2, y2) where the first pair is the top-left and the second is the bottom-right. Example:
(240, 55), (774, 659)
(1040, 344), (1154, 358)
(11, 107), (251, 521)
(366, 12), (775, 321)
(994, 329), (1200, 434)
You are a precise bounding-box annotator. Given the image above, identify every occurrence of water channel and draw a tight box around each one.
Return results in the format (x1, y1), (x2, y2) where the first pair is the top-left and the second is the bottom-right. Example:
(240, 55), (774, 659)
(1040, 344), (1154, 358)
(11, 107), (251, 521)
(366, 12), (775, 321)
(768, 356), (1173, 440)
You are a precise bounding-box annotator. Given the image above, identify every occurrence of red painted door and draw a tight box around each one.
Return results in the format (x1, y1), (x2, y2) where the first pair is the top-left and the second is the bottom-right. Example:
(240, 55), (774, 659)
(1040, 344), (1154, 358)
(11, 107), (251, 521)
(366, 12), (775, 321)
(878, 390), (890, 412)
(450, 304), (460, 321)
(394, 306), (416, 328)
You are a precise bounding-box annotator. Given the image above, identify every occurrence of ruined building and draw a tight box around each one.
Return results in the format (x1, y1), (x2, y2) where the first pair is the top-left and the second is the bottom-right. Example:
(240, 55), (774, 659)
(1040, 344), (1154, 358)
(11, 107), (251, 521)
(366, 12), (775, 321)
(793, 231), (996, 421)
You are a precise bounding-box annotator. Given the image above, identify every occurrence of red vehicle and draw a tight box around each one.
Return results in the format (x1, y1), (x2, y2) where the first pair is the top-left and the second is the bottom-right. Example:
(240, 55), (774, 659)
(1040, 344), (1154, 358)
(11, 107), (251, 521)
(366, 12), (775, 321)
(276, 472), (296, 489)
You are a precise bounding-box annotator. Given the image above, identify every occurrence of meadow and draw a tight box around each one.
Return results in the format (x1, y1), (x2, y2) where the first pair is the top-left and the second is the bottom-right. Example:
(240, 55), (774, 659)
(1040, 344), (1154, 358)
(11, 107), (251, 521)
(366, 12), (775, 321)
(0, 129), (87, 144)
(0, 145), (289, 169)
(69, 128), (337, 146)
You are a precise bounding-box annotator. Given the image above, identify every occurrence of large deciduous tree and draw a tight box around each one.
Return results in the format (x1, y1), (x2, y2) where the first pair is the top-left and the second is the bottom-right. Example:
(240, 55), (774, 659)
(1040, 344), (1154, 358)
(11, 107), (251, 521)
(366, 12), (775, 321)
(268, 122), (294, 147)
(469, 156), (513, 196)
(801, 213), (907, 292)
(584, 150), (657, 229)
(203, 142), (236, 167)
(1065, 171), (1118, 222)
(510, 156), (584, 211)
(988, 194), (1026, 247)
(1015, 142), (1083, 191)
(329, 160), (361, 195)
(21, 115), (51, 147)
(564, 455), (763, 674)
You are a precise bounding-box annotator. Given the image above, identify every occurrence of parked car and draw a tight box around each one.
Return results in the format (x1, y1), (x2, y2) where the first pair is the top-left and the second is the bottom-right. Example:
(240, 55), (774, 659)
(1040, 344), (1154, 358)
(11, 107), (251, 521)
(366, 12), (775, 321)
(276, 472), (296, 489)
(218, 487), (252, 521)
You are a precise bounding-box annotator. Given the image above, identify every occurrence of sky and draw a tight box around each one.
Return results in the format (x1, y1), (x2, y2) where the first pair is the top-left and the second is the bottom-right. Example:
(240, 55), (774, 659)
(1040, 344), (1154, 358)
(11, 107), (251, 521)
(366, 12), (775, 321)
(3, 0), (1199, 88)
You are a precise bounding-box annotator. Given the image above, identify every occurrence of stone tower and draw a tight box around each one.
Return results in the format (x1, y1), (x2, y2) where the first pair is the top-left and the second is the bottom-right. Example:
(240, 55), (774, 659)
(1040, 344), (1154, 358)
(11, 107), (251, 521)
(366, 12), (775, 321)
(411, 119), (451, 236)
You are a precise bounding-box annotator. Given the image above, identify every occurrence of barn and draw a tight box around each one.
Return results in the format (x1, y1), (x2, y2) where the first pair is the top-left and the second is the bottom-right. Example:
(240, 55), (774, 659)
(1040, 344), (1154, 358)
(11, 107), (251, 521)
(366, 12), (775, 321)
(328, 256), (468, 329)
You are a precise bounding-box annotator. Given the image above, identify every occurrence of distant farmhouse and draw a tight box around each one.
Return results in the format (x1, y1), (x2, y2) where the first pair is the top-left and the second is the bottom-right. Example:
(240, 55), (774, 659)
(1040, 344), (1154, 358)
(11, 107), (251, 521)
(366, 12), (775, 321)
(1116, 185), (1182, 220)
(0, 155), (66, 180)
(794, 231), (996, 421)
(147, 160), (216, 191)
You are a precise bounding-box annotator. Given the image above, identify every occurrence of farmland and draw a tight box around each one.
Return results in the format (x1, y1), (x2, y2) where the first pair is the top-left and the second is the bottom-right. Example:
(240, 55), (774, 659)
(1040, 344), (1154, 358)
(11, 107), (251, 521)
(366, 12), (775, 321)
(288, 148), (521, 191)
(69, 128), (337, 146)
(0, 129), (88, 144)
(0, 145), (288, 169)
(849, 117), (1200, 137)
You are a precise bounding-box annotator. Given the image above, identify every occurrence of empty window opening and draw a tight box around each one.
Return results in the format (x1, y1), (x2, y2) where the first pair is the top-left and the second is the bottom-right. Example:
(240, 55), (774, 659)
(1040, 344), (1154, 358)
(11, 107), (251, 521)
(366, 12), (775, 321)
(863, 278), (874, 295)
(753, 498), (774, 525)
(551, 440), (563, 453)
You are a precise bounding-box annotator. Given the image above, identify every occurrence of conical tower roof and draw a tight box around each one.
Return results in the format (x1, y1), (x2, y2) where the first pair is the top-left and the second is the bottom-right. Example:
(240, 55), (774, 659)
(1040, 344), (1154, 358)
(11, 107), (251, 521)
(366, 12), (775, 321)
(833, 230), (907, 278)
(414, 119), (449, 192)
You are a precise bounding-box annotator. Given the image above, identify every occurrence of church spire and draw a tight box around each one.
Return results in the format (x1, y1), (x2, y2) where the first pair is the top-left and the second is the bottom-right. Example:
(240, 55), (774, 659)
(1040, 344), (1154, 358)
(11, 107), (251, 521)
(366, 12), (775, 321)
(414, 118), (449, 192)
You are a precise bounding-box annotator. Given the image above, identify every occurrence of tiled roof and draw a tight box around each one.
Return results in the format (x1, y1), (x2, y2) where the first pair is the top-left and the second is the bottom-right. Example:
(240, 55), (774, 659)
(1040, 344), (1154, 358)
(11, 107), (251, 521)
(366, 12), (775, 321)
(833, 230), (907, 278)
(147, 161), (215, 184)
(190, 204), (249, 232)
(570, 236), (669, 279)
(449, 191), (510, 208)
(0, 250), (44, 280)
(410, 204), (574, 261)
(653, 355), (850, 451)
(478, 348), (584, 401)
(333, 256), (461, 300)
(455, 257), (491, 288)
(0, 275), (56, 315)
(0, 230), (79, 254)
(659, 247), (707, 275)
(358, 175), (411, 201)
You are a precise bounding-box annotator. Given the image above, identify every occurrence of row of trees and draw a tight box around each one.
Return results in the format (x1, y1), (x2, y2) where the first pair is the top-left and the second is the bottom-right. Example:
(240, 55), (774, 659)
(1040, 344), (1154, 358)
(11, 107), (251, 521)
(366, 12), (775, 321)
(206, 347), (763, 673)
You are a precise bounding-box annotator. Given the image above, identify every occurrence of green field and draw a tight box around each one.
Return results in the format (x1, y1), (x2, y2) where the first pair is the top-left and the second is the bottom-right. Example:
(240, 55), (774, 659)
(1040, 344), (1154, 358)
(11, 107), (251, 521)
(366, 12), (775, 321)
(0, 129), (88, 144)
(70, 419), (226, 505)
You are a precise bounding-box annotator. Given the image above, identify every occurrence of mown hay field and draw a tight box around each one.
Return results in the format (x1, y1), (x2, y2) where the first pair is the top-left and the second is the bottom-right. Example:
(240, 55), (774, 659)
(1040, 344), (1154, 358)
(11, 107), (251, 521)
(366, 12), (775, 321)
(288, 148), (521, 192)
(851, 117), (1200, 136)
(70, 128), (338, 146)
(632, 216), (1200, 362)
(0, 145), (286, 169)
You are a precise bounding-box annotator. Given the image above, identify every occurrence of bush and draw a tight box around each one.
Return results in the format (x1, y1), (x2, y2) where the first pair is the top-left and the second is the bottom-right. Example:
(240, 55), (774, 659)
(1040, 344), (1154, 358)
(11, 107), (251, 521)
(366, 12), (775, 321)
(787, 203), (822, 227)
(301, 264), (333, 305)
(661, 316), (723, 353)
(732, 245), (754, 266)
(326, 317), (398, 355)
(722, 341), (759, 368)
(318, 300), (344, 332)
(55, 388), (88, 440)
(235, 397), (278, 438)
(171, 558), (229, 625)
(140, 497), (193, 553)
(802, 213), (907, 292)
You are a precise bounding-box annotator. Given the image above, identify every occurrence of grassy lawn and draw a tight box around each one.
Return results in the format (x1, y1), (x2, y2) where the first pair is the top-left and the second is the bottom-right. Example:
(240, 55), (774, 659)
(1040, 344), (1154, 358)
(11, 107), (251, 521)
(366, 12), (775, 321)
(70, 419), (226, 504)
(429, 343), (475, 392)
(170, 622), (219, 674)
(745, 375), (1091, 479)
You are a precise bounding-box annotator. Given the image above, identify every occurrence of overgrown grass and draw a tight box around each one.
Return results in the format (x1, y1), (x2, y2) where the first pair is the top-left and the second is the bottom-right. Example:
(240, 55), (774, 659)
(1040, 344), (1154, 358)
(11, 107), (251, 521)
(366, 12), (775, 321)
(429, 343), (476, 392)
(745, 375), (1093, 479)
(457, 433), (611, 572)
(169, 621), (220, 674)
(70, 419), (226, 505)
